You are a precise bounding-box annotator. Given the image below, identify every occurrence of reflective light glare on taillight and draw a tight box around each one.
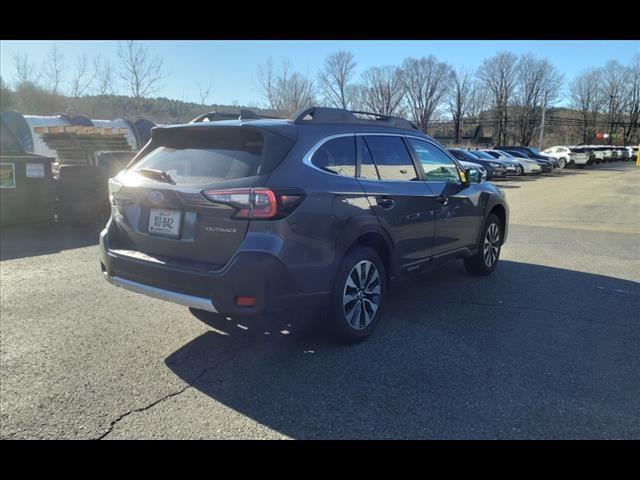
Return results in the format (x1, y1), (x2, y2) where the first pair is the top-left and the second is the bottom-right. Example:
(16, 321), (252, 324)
(108, 178), (122, 205)
(202, 188), (302, 220)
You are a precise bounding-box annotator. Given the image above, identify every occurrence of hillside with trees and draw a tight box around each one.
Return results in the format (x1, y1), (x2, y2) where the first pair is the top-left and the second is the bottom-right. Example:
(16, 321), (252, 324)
(2, 41), (638, 148)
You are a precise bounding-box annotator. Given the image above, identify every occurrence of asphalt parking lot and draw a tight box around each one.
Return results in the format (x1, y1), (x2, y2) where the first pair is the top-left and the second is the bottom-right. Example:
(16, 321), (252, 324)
(1, 162), (639, 439)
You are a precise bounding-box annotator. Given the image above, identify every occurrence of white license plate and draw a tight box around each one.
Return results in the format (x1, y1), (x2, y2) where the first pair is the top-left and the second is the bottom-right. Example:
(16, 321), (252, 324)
(148, 209), (182, 238)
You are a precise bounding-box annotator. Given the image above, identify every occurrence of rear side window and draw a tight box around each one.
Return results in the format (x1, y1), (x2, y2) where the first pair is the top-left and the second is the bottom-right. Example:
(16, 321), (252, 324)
(132, 126), (293, 186)
(364, 136), (418, 181)
(311, 136), (356, 176)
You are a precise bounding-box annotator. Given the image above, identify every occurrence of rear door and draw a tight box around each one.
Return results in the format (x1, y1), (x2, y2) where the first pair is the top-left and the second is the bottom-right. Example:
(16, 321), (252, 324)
(406, 138), (485, 256)
(111, 125), (293, 266)
(355, 134), (438, 271)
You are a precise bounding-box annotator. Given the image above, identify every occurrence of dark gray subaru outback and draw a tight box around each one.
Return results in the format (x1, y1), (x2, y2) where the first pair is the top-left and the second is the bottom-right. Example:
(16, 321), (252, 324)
(100, 107), (508, 342)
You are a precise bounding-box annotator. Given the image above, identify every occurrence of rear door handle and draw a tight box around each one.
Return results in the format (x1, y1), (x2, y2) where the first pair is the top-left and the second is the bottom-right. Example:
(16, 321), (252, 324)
(436, 195), (448, 205)
(376, 197), (395, 209)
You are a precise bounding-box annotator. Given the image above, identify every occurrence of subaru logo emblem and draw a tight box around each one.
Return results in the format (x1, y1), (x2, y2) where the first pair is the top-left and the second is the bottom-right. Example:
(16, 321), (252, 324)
(150, 191), (164, 203)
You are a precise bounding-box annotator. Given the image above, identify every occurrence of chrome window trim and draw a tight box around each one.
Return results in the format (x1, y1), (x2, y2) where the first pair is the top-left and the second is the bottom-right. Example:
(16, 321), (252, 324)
(302, 133), (356, 175)
(303, 131), (454, 184)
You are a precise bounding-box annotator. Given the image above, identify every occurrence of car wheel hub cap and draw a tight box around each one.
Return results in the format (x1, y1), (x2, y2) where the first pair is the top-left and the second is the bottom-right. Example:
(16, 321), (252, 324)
(483, 223), (500, 268)
(343, 260), (381, 330)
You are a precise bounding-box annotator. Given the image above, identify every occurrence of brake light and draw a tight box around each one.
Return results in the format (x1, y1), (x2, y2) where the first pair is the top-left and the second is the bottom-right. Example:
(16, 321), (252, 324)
(202, 188), (303, 220)
(250, 188), (278, 218)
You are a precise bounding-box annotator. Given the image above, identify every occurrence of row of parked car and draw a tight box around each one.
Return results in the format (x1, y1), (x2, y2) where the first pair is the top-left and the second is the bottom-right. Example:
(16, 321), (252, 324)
(445, 145), (639, 180)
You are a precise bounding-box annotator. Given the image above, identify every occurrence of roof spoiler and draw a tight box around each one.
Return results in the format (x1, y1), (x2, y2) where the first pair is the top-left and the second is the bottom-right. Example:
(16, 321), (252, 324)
(289, 107), (419, 130)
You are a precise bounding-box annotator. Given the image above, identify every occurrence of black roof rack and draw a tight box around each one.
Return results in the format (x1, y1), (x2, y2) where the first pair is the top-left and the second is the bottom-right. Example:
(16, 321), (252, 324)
(189, 109), (284, 124)
(289, 107), (419, 131)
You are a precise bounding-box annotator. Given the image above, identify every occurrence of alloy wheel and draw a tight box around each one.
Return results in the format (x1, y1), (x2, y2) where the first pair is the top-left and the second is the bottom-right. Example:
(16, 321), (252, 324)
(483, 223), (500, 268)
(343, 260), (381, 330)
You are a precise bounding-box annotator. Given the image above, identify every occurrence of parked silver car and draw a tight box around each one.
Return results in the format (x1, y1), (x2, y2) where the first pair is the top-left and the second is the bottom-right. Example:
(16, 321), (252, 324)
(482, 149), (542, 175)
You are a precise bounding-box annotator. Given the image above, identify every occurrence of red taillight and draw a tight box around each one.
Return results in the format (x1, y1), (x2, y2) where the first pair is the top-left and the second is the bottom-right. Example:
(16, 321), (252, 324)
(250, 188), (278, 218)
(202, 187), (302, 220)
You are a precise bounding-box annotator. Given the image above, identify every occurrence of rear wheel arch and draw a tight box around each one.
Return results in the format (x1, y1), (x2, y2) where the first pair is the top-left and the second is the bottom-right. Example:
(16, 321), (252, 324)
(338, 229), (394, 279)
(348, 231), (392, 280)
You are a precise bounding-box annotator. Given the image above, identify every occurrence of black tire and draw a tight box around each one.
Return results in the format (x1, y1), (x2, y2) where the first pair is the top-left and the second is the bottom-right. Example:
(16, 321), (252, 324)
(328, 245), (386, 343)
(464, 213), (502, 276)
(577, 164), (585, 169)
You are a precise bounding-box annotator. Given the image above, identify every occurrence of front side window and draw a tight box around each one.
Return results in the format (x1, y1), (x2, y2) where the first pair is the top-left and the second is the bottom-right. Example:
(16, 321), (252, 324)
(311, 136), (356, 176)
(363, 136), (418, 181)
(408, 139), (461, 183)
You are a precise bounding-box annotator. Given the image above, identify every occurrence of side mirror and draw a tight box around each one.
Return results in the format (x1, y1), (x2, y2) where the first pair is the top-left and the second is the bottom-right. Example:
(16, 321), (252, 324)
(463, 168), (481, 185)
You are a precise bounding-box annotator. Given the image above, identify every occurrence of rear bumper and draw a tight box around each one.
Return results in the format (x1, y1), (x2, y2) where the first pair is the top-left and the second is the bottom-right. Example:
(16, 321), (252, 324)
(108, 275), (218, 312)
(99, 223), (331, 316)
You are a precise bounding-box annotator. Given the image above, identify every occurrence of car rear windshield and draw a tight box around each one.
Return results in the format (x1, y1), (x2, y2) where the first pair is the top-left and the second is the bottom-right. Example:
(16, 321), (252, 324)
(131, 126), (294, 186)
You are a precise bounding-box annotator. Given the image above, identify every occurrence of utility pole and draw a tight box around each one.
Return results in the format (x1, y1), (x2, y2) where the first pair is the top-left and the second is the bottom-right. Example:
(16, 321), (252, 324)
(539, 90), (547, 150)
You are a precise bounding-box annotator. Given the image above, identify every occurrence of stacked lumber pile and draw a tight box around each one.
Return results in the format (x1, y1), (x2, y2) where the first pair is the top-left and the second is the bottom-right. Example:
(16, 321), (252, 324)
(33, 125), (133, 165)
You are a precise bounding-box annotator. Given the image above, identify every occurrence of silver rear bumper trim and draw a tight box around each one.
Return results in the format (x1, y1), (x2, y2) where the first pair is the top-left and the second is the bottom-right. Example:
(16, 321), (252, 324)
(110, 275), (218, 313)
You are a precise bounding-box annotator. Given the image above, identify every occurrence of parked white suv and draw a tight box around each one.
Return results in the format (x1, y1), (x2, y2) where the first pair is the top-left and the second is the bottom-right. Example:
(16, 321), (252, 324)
(542, 146), (589, 168)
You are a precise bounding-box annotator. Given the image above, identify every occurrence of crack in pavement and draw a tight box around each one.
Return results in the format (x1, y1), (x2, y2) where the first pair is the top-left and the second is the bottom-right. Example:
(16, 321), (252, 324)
(96, 342), (255, 440)
(97, 385), (191, 439)
(392, 298), (632, 329)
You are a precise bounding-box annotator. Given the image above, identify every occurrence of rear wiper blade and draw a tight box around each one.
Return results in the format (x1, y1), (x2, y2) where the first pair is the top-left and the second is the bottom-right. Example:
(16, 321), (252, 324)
(136, 168), (175, 185)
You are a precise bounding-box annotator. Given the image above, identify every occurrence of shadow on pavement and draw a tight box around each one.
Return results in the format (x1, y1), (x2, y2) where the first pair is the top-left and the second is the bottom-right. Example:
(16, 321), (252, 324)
(0, 223), (102, 261)
(165, 260), (640, 439)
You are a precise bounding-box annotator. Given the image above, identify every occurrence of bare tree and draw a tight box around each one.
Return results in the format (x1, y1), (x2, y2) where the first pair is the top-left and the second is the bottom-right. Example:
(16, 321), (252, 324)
(468, 81), (490, 143)
(448, 67), (474, 143)
(600, 60), (629, 145)
(569, 69), (604, 143)
(70, 54), (95, 98)
(257, 59), (315, 116)
(118, 40), (166, 100)
(43, 43), (65, 95)
(12, 52), (40, 85)
(513, 54), (564, 145)
(1, 76), (15, 111)
(621, 54), (640, 144)
(356, 66), (405, 116)
(398, 56), (452, 132)
(318, 51), (357, 109)
(477, 52), (518, 145)
(197, 80), (212, 106)
(92, 55), (115, 96)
